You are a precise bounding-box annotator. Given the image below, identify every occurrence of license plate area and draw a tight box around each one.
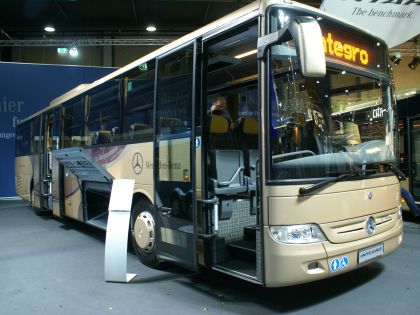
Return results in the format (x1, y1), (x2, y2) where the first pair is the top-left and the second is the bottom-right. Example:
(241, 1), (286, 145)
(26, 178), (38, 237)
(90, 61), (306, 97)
(358, 243), (384, 264)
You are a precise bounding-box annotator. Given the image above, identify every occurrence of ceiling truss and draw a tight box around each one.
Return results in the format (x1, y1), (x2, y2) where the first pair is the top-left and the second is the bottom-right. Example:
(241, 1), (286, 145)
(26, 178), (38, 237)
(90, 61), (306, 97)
(0, 38), (174, 47)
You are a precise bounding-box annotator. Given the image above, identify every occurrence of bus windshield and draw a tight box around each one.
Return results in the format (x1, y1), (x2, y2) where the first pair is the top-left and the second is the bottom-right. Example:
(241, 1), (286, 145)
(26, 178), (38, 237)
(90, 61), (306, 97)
(268, 48), (394, 181)
(269, 65), (394, 181)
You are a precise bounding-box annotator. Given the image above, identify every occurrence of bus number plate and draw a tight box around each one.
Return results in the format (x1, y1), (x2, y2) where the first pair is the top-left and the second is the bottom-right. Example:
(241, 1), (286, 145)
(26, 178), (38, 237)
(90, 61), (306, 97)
(358, 243), (384, 264)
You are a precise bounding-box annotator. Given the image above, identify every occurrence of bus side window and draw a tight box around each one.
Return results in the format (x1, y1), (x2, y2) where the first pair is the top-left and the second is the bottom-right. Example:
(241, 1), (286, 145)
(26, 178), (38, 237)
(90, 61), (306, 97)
(86, 81), (121, 146)
(63, 98), (84, 148)
(123, 61), (155, 142)
(31, 118), (40, 154)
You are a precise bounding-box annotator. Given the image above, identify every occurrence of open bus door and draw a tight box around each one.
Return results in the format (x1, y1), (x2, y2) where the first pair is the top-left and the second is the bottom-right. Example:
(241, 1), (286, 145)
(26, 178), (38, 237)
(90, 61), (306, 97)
(39, 111), (54, 211)
(153, 42), (198, 270)
(409, 117), (420, 203)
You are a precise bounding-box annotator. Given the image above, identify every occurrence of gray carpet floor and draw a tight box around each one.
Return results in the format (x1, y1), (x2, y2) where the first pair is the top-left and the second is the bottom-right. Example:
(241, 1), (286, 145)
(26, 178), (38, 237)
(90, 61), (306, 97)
(1, 199), (419, 315)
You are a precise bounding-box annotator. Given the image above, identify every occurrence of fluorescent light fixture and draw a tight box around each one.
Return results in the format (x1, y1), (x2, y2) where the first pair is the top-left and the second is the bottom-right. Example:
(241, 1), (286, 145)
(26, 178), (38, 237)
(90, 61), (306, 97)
(44, 25), (55, 32)
(69, 47), (79, 57)
(146, 25), (156, 32)
(234, 49), (257, 59)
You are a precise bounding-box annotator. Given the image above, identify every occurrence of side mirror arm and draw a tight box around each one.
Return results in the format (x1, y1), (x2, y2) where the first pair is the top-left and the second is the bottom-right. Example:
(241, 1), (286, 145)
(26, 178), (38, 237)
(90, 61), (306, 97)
(257, 27), (291, 59)
(257, 16), (326, 78)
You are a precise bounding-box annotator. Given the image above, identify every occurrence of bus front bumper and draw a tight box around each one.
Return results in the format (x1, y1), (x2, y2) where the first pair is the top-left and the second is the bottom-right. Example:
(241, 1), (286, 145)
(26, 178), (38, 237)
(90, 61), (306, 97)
(263, 218), (403, 287)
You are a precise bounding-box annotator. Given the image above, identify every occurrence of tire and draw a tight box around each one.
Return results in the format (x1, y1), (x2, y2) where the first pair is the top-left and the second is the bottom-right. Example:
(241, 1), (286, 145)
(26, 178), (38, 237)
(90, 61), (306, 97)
(130, 198), (162, 268)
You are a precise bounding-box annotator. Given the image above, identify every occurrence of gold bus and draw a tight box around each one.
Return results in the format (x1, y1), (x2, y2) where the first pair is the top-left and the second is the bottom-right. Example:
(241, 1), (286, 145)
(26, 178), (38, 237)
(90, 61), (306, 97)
(15, 0), (403, 287)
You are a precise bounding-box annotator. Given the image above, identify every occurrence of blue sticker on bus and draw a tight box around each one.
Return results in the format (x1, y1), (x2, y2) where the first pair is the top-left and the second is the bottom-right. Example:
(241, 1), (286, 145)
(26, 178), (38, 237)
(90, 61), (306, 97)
(340, 256), (349, 270)
(330, 256), (350, 272)
(330, 258), (340, 272)
(195, 137), (201, 148)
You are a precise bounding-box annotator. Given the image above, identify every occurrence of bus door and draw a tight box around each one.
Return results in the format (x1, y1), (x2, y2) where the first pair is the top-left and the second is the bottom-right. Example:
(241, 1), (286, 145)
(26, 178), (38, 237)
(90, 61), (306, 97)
(409, 117), (420, 202)
(154, 42), (197, 270)
(39, 111), (54, 210)
(201, 21), (260, 280)
(51, 107), (64, 217)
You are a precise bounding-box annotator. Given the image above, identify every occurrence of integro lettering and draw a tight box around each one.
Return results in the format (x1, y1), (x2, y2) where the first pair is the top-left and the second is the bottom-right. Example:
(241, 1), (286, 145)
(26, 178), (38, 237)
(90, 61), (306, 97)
(322, 33), (369, 65)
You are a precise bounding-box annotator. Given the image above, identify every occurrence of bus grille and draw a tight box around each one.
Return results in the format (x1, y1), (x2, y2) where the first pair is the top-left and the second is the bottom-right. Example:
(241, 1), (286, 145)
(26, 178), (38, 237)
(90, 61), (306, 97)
(320, 208), (398, 243)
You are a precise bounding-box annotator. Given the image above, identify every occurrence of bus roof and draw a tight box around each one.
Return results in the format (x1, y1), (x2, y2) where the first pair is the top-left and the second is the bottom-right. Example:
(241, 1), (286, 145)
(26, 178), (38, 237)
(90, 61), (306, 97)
(19, 0), (387, 125)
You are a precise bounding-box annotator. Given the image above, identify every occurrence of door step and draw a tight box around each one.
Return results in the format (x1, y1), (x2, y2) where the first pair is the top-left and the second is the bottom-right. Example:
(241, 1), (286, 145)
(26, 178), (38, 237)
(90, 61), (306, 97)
(244, 225), (257, 240)
(226, 239), (256, 262)
(87, 212), (108, 230)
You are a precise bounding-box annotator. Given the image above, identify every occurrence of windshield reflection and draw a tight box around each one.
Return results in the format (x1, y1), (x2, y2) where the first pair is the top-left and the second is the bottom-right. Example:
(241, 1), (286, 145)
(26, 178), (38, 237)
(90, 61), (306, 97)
(269, 66), (394, 181)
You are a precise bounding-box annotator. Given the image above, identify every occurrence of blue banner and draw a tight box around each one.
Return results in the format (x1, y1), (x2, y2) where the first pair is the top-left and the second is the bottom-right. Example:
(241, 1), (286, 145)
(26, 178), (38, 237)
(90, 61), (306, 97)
(0, 62), (114, 197)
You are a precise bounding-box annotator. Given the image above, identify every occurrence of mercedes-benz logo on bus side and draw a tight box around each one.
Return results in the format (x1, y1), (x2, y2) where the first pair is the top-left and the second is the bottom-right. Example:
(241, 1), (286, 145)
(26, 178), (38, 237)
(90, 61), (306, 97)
(132, 152), (143, 175)
(365, 216), (377, 236)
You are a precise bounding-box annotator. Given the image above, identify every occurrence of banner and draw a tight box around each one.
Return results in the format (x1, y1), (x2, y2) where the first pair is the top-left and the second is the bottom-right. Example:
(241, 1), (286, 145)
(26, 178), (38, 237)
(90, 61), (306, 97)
(321, 0), (420, 48)
(0, 62), (114, 198)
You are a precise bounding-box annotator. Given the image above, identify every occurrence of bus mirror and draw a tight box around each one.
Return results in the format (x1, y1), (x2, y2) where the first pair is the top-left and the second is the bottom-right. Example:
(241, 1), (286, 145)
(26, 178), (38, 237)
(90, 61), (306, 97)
(257, 16), (326, 78)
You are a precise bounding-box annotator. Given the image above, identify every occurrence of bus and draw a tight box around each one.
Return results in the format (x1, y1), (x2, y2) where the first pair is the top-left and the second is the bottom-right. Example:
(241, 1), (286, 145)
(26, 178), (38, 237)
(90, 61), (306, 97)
(396, 92), (420, 212)
(15, 0), (403, 287)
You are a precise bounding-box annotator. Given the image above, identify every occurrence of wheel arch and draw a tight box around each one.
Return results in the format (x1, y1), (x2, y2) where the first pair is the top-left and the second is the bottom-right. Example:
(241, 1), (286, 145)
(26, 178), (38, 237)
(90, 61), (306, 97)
(132, 188), (153, 208)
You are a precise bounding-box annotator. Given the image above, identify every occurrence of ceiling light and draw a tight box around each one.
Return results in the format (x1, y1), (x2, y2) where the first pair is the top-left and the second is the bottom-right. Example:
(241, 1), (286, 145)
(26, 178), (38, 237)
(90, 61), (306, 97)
(44, 25), (55, 32)
(390, 52), (401, 65)
(408, 56), (419, 70)
(146, 25), (156, 32)
(234, 49), (257, 59)
(69, 47), (79, 57)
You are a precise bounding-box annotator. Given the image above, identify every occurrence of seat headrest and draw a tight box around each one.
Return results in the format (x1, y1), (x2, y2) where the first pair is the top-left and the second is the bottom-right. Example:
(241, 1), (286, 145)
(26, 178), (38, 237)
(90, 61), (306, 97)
(160, 117), (182, 128)
(344, 122), (361, 145)
(131, 123), (150, 131)
(209, 115), (229, 134)
(70, 136), (81, 146)
(242, 117), (258, 135)
(95, 130), (111, 144)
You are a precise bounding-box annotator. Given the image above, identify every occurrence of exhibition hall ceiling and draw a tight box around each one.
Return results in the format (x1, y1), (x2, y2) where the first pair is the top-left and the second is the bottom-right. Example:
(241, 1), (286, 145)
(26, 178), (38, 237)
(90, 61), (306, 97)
(0, 0), (322, 38)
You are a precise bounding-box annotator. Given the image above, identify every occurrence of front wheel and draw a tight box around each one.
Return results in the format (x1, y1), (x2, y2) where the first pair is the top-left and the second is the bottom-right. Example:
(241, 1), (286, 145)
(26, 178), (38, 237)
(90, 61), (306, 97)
(130, 198), (162, 268)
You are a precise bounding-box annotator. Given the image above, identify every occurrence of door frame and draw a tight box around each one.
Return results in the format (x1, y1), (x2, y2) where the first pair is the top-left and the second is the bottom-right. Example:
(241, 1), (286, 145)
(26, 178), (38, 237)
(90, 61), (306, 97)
(153, 40), (198, 270)
(408, 116), (420, 203)
(39, 111), (54, 211)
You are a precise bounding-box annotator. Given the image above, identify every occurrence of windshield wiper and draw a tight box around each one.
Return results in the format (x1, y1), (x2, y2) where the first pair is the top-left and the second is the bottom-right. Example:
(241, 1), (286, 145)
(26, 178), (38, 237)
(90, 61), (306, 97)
(299, 173), (356, 195)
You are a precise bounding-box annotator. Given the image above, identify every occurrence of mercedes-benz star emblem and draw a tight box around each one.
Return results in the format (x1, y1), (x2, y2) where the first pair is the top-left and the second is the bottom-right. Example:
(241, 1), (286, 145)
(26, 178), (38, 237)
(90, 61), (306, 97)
(132, 152), (143, 175)
(365, 216), (376, 236)
(367, 191), (373, 199)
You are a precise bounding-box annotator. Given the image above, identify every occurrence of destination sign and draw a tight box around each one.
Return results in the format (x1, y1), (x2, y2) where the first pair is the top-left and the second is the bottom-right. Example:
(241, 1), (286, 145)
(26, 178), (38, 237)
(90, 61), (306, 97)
(270, 8), (389, 73)
(318, 19), (387, 72)
(322, 32), (369, 66)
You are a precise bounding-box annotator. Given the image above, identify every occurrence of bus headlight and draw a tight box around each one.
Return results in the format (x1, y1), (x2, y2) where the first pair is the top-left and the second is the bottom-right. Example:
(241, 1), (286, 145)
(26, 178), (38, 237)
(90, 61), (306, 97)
(269, 224), (326, 244)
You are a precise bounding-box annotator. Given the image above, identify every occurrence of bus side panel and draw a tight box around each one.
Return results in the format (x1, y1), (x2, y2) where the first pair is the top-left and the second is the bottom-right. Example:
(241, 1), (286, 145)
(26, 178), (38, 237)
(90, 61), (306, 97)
(15, 155), (33, 201)
(54, 143), (154, 223)
(63, 170), (83, 221)
(85, 142), (155, 202)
